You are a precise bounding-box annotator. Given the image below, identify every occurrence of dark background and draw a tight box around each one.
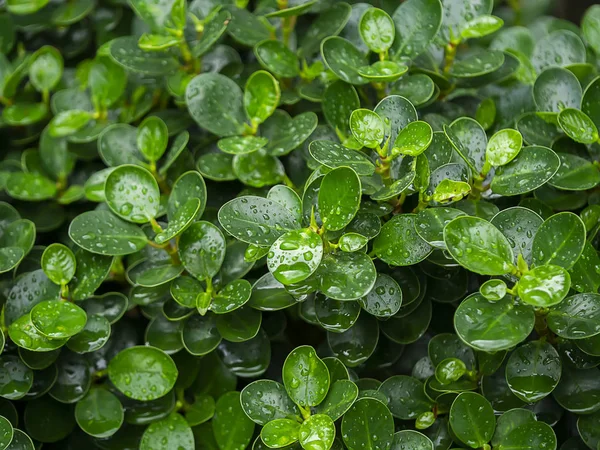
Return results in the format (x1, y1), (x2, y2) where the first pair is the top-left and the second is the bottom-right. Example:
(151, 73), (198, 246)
(556, 0), (599, 23)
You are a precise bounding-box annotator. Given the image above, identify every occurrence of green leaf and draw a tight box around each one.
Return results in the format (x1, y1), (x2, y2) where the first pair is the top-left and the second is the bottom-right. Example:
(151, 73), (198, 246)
(440, 0), (493, 41)
(414, 207), (466, 248)
(218, 196), (299, 246)
(185, 394), (215, 426)
(244, 70), (280, 127)
(558, 108), (599, 144)
(263, 111), (318, 156)
(240, 380), (300, 425)
(583, 5), (600, 55)
(550, 153), (600, 190)
(321, 37), (368, 85)
(506, 340), (561, 403)
(531, 30), (586, 74)
(338, 233), (368, 252)
(518, 264), (570, 307)
(460, 14), (503, 39)
(322, 81), (359, 138)
(349, 109), (384, 149)
(138, 34), (179, 51)
(454, 293), (535, 352)
(299, 414), (335, 450)
(89, 56), (127, 109)
(314, 379), (358, 420)
(29, 46), (63, 92)
(75, 388), (124, 438)
(480, 279), (507, 301)
(391, 0), (442, 60)
(66, 314), (111, 353)
(298, 3), (352, 57)
(140, 413), (193, 450)
(491, 146), (561, 196)
(449, 50), (504, 78)
(327, 313), (378, 366)
(191, 9), (231, 57)
(98, 124), (144, 167)
(0, 355), (33, 400)
(547, 293), (600, 339)
(570, 242), (600, 293)
(532, 212), (586, 269)
(371, 171), (415, 201)
(493, 421), (556, 450)
(444, 117), (487, 174)
(359, 8), (395, 53)
(432, 179), (471, 203)
(283, 346), (329, 407)
(108, 346), (177, 401)
(255, 40), (299, 78)
(318, 252), (377, 301)
(359, 274), (402, 317)
(155, 198), (201, 245)
(186, 73), (247, 137)
(179, 221), (225, 281)
(128, 0), (179, 31)
(374, 214), (432, 266)
(6, 0), (48, 14)
(449, 392), (495, 448)
(30, 300), (86, 339)
(182, 314), (220, 355)
(233, 149), (285, 187)
(167, 170), (206, 220)
(435, 358), (466, 384)
(213, 391), (255, 450)
(5, 172), (57, 201)
(24, 396), (74, 442)
(316, 296), (360, 333)
(8, 314), (67, 352)
(261, 419), (300, 448)
(41, 243), (75, 285)
(48, 110), (93, 137)
(341, 398), (394, 450)
(309, 141), (375, 176)
(444, 216), (514, 275)
(392, 121), (433, 157)
(215, 306), (261, 342)
(105, 165), (160, 223)
(2, 103), (48, 126)
(212, 279), (251, 314)
(267, 228), (322, 285)
(486, 128), (523, 167)
(319, 167), (361, 231)
(533, 67), (582, 113)
(378, 375), (433, 419)
(553, 366), (600, 414)
(70, 250), (113, 301)
(137, 116), (168, 163)
(578, 410), (600, 450)
(0, 416), (12, 450)
(226, 7), (270, 46)
(391, 430), (434, 450)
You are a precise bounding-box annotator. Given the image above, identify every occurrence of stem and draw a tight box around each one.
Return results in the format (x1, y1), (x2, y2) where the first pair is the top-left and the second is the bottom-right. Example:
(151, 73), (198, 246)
(371, 81), (386, 100)
(179, 38), (193, 65)
(508, 0), (522, 25)
(149, 218), (163, 234)
(282, 15), (297, 48)
(443, 42), (457, 75)
(166, 240), (181, 266)
(60, 283), (69, 301)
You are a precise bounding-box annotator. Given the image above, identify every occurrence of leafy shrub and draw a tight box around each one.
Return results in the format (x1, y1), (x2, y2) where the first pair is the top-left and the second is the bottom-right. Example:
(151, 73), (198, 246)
(0, 0), (600, 448)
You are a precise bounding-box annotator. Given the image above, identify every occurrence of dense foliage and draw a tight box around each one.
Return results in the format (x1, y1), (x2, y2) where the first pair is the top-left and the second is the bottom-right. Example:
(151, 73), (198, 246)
(0, 0), (600, 448)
